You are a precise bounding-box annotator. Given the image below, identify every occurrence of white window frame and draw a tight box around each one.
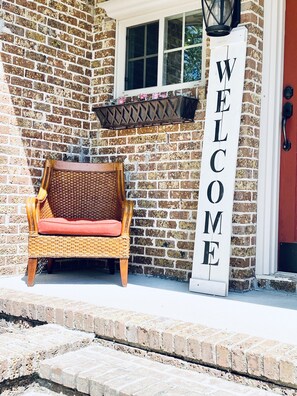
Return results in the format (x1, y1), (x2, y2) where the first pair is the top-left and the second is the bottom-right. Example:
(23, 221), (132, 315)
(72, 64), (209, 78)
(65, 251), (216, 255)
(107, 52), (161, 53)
(114, 3), (206, 98)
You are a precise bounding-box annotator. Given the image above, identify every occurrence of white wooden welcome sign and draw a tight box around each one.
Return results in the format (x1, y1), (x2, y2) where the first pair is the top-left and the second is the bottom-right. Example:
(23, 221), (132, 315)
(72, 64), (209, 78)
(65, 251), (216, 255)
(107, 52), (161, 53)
(190, 27), (247, 297)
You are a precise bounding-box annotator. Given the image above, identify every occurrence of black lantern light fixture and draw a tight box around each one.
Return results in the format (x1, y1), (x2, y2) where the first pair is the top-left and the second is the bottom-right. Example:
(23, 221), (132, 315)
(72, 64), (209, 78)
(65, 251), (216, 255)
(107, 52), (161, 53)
(201, 0), (241, 37)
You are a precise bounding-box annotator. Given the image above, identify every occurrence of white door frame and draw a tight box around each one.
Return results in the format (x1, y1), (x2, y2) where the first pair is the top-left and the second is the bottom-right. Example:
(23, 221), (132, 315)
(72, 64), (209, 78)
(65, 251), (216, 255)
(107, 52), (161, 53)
(256, 0), (286, 275)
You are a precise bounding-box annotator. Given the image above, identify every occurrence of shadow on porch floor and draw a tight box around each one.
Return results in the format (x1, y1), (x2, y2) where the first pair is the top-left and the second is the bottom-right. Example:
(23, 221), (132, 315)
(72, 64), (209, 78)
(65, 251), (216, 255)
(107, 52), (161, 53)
(0, 268), (296, 345)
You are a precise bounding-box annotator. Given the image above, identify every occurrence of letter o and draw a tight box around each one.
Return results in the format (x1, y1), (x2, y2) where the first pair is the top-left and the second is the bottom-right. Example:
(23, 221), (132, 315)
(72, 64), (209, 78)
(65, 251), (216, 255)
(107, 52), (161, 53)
(207, 180), (224, 203)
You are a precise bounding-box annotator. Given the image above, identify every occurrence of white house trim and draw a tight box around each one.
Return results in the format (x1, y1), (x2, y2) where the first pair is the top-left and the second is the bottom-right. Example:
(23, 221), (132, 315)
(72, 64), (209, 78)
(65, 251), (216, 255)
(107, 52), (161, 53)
(99, 0), (198, 21)
(256, 0), (286, 275)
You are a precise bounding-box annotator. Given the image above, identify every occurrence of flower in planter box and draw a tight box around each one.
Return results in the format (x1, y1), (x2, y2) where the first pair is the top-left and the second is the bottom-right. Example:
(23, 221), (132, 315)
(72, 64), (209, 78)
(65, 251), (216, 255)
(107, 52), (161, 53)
(138, 93), (148, 101)
(117, 96), (127, 105)
(159, 92), (168, 98)
(152, 92), (168, 99)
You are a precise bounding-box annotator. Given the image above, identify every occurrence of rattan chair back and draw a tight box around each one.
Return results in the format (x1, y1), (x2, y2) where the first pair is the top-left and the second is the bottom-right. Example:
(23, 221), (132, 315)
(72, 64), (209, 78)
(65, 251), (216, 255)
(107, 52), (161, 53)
(39, 160), (124, 221)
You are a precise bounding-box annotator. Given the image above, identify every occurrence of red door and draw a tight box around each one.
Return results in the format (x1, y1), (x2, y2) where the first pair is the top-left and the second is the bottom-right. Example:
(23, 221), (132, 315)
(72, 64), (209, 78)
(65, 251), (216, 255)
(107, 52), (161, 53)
(279, 0), (297, 272)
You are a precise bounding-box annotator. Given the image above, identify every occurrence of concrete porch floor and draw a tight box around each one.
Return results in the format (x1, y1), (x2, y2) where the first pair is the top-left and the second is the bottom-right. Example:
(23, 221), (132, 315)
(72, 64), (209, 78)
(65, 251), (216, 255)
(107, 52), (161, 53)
(0, 268), (296, 346)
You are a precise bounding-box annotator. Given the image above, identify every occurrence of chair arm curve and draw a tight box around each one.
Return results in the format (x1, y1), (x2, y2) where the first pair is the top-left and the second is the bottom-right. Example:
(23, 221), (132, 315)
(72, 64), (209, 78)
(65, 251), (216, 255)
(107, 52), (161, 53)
(37, 187), (48, 202)
(26, 197), (38, 232)
(121, 200), (134, 236)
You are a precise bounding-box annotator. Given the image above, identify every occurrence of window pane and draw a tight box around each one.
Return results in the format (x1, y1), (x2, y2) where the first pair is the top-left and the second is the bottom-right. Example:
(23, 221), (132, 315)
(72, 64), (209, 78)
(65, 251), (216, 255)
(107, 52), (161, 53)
(165, 15), (183, 50)
(184, 46), (202, 82)
(163, 51), (181, 85)
(147, 22), (159, 55)
(127, 25), (145, 58)
(126, 60), (144, 90)
(146, 56), (158, 87)
(125, 21), (159, 90)
(185, 12), (203, 46)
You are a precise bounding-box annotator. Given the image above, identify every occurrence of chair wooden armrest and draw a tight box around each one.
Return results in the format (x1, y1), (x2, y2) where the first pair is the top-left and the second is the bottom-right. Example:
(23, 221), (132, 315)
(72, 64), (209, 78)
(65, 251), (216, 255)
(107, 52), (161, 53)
(26, 186), (49, 232)
(26, 197), (38, 232)
(121, 200), (134, 236)
(37, 187), (48, 202)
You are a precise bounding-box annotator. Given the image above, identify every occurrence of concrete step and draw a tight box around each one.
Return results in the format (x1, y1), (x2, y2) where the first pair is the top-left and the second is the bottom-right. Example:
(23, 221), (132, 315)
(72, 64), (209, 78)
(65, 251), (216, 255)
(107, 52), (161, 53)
(0, 324), (94, 382)
(39, 344), (279, 396)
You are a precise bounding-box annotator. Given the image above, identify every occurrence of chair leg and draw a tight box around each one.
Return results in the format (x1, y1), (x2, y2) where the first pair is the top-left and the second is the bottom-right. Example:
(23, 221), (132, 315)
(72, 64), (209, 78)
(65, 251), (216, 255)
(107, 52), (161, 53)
(119, 258), (128, 287)
(27, 258), (38, 287)
(47, 258), (54, 274)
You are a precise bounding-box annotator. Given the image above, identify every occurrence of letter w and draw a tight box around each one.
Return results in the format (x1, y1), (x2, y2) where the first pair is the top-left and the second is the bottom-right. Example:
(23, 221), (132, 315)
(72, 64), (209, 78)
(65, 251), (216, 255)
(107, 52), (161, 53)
(204, 211), (223, 234)
(216, 58), (237, 83)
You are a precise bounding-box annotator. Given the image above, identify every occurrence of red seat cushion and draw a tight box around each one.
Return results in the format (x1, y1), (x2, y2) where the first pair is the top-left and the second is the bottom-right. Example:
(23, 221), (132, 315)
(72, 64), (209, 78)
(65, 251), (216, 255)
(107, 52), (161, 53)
(38, 218), (122, 237)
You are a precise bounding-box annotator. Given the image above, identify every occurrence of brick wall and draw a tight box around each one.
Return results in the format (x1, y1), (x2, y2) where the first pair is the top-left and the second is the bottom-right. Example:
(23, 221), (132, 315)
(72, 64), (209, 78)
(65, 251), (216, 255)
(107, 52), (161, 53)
(0, 0), (264, 291)
(0, 0), (93, 274)
(90, 0), (264, 290)
(91, 89), (205, 281)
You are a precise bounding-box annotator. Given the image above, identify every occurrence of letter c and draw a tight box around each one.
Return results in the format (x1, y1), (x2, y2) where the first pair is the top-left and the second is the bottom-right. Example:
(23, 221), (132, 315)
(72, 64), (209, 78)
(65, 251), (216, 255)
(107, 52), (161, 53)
(210, 149), (226, 173)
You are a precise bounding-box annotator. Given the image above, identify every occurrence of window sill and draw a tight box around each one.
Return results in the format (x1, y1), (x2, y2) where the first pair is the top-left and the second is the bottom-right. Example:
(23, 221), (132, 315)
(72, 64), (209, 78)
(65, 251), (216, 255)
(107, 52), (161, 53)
(92, 95), (198, 130)
(119, 81), (201, 100)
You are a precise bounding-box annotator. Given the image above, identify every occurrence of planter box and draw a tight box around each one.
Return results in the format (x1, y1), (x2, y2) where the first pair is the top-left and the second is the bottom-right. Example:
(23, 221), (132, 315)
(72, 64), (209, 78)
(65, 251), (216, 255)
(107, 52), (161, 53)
(92, 96), (198, 130)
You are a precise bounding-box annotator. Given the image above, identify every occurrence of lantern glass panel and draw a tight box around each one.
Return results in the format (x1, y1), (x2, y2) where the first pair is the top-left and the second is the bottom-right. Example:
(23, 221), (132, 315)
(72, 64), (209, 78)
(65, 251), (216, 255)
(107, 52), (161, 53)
(202, 0), (236, 36)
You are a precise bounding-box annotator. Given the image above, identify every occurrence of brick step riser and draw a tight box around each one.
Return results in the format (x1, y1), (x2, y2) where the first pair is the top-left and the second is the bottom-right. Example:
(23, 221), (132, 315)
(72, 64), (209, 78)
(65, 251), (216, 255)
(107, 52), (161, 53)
(39, 344), (280, 396)
(0, 289), (296, 390)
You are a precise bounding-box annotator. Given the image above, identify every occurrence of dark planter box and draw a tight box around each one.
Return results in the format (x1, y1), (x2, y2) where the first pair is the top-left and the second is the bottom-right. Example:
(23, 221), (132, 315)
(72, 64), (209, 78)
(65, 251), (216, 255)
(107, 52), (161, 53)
(92, 96), (198, 130)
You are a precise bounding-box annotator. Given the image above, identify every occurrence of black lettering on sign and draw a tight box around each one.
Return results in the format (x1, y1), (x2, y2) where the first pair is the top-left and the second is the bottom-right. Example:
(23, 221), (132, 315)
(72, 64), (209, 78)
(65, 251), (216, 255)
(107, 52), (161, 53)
(210, 149), (226, 173)
(216, 89), (231, 113)
(216, 58), (237, 82)
(204, 211), (223, 234)
(213, 119), (228, 142)
(207, 180), (224, 204)
(202, 241), (220, 265)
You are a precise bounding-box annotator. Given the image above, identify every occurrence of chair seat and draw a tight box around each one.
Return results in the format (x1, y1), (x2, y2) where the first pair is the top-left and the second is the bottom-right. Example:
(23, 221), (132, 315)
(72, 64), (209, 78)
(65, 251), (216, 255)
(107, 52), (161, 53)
(38, 218), (122, 236)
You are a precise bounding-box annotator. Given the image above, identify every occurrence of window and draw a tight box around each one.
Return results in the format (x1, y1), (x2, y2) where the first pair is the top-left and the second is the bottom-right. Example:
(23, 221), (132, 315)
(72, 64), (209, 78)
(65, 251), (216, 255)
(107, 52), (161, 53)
(163, 11), (203, 86)
(116, 6), (204, 97)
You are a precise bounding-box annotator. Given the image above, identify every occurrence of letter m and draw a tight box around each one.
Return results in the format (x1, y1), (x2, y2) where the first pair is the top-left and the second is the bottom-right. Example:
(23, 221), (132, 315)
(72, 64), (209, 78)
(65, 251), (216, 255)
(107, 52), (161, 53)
(204, 211), (223, 235)
(216, 58), (237, 83)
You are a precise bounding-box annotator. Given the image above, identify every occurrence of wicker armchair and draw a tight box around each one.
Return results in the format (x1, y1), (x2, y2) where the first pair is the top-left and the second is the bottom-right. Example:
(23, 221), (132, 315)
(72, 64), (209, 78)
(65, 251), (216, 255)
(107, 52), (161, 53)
(26, 160), (133, 287)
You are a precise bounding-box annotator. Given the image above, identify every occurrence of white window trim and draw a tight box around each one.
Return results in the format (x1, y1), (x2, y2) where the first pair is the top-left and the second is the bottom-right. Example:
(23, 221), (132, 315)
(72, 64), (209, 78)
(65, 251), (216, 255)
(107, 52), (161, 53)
(100, 0), (201, 22)
(256, 0), (286, 276)
(106, 1), (205, 98)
